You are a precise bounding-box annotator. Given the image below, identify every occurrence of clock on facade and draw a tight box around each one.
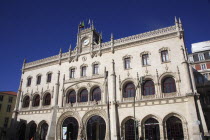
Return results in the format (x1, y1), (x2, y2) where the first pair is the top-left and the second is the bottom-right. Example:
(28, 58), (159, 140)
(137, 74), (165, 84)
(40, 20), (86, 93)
(83, 39), (89, 46)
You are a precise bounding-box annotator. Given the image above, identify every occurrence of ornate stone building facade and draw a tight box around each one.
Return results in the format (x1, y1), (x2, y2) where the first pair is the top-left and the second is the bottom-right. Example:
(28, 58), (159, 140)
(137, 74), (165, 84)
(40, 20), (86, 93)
(10, 18), (209, 140)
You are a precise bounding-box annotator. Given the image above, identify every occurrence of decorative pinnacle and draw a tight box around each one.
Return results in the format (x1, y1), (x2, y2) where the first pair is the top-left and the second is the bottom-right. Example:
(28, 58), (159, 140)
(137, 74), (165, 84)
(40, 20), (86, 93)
(59, 48), (62, 54)
(111, 33), (114, 40)
(175, 16), (178, 23)
(69, 44), (72, 51)
(179, 18), (182, 24)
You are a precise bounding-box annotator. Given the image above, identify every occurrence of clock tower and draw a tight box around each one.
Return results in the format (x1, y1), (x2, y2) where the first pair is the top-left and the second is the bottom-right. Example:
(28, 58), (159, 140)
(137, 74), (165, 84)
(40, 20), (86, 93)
(76, 22), (101, 54)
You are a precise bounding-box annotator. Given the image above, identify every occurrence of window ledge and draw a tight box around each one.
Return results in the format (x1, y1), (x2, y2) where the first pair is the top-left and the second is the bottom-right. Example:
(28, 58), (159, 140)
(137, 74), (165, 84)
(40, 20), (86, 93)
(142, 64), (151, 67)
(161, 61), (171, 64)
(124, 68), (132, 70)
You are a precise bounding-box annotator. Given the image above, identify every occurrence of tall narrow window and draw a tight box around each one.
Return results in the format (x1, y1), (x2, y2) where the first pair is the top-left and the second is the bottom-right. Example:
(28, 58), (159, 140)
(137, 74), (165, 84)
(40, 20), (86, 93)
(33, 95), (40, 107)
(93, 64), (99, 75)
(124, 58), (131, 69)
(198, 53), (205, 61)
(27, 77), (32, 87)
(81, 66), (87, 77)
(67, 90), (76, 103)
(6, 105), (11, 112)
(201, 64), (207, 70)
(70, 68), (75, 78)
(161, 50), (169, 62)
(92, 87), (101, 101)
(36, 75), (41, 85)
(47, 73), (52, 83)
(22, 96), (30, 108)
(8, 96), (13, 103)
(0, 95), (3, 101)
(4, 117), (9, 128)
(143, 80), (155, 96)
(43, 93), (51, 106)
(142, 54), (149, 66)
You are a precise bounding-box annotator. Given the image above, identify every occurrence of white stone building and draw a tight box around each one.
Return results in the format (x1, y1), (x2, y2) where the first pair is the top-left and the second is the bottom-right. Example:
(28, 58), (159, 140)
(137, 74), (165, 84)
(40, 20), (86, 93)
(10, 18), (209, 140)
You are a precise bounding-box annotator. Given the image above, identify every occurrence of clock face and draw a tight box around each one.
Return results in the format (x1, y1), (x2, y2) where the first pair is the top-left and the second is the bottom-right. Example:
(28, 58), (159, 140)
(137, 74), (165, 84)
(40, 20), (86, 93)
(83, 39), (89, 46)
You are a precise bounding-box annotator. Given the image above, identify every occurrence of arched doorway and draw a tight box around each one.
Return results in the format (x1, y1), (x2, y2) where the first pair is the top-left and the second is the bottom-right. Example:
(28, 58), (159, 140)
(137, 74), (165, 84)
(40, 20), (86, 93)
(124, 119), (138, 140)
(86, 115), (106, 140)
(62, 117), (79, 140)
(144, 118), (160, 140)
(18, 123), (26, 140)
(166, 116), (184, 140)
(40, 122), (48, 140)
(29, 122), (37, 140)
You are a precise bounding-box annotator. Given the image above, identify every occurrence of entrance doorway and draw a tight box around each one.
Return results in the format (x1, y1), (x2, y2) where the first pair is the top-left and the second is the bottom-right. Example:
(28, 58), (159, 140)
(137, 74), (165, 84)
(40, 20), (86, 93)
(86, 115), (106, 140)
(144, 118), (160, 140)
(62, 117), (78, 140)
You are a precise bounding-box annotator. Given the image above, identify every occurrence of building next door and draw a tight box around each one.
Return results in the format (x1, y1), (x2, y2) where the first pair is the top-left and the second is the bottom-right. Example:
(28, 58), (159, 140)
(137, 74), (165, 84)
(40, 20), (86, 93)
(86, 115), (106, 140)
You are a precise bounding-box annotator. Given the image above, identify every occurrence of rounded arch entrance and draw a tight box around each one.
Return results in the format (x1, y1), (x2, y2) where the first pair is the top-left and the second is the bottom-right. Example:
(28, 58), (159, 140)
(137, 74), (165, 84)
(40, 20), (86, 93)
(56, 111), (81, 140)
(82, 109), (109, 140)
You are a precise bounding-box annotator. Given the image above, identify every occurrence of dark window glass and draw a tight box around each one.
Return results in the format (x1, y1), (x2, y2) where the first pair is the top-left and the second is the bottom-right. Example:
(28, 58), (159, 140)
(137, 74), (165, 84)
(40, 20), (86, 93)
(40, 123), (48, 140)
(93, 64), (99, 75)
(4, 117), (9, 128)
(166, 116), (184, 139)
(47, 73), (52, 83)
(142, 54), (149, 66)
(33, 95), (40, 107)
(8, 96), (13, 103)
(6, 105), (11, 112)
(0, 104), (2, 111)
(27, 77), (32, 86)
(143, 80), (155, 96)
(124, 58), (131, 69)
(43, 93), (51, 106)
(0, 95), (3, 101)
(67, 90), (76, 103)
(92, 87), (101, 101)
(123, 83), (135, 98)
(22, 96), (30, 108)
(87, 115), (106, 140)
(29, 123), (37, 140)
(62, 117), (79, 140)
(18, 123), (26, 140)
(70, 68), (75, 78)
(37, 75), (41, 85)
(125, 119), (138, 140)
(81, 66), (87, 77)
(79, 89), (88, 102)
(162, 77), (176, 93)
(145, 118), (160, 140)
(161, 50), (169, 62)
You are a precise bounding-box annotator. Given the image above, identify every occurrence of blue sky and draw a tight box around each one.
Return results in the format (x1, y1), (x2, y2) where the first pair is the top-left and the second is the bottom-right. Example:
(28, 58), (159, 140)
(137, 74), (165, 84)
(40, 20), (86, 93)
(0, 0), (210, 92)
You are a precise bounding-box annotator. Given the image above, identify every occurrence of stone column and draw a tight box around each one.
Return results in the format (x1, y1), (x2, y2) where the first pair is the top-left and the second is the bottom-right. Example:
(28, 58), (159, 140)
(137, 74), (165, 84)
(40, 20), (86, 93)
(47, 71), (60, 140)
(110, 60), (120, 140)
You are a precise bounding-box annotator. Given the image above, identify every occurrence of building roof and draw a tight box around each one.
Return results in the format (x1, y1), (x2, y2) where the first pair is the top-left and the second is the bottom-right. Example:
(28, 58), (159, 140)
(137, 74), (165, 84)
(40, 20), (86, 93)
(0, 91), (17, 96)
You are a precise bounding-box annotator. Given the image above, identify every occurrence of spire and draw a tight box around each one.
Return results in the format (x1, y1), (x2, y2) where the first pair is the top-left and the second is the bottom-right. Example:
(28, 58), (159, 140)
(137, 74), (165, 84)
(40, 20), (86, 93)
(175, 16), (178, 24)
(59, 48), (62, 54)
(69, 44), (72, 52)
(91, 20), (94, 30)
(111, 33), (114, 40)
(179, 18), (183, 30)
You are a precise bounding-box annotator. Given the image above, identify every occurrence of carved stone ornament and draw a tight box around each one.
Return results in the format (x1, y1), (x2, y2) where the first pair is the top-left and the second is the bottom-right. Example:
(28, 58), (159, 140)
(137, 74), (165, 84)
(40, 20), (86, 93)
(82, 56), (87, 61)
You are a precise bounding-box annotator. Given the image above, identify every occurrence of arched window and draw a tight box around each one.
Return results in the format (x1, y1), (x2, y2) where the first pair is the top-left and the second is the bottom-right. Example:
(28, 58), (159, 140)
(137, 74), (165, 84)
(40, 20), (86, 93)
(166, 116), (184, 139)
(62, 117), (79, 140)
(33, 95), (40, 107)
(79, 89), (88, 102)
(40, 123), (48, 140)
(162, 77), (176, 93)
(124, 119), (138, 140)
(143, 80), (155, 96)
(22, 96), (30, 108)
(123, 83), (135, 98)
(43, 93), (51, 106)
(144, 118), (160, 140)
(67, 90), (76, 103)
(92, 87), (101, 101)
